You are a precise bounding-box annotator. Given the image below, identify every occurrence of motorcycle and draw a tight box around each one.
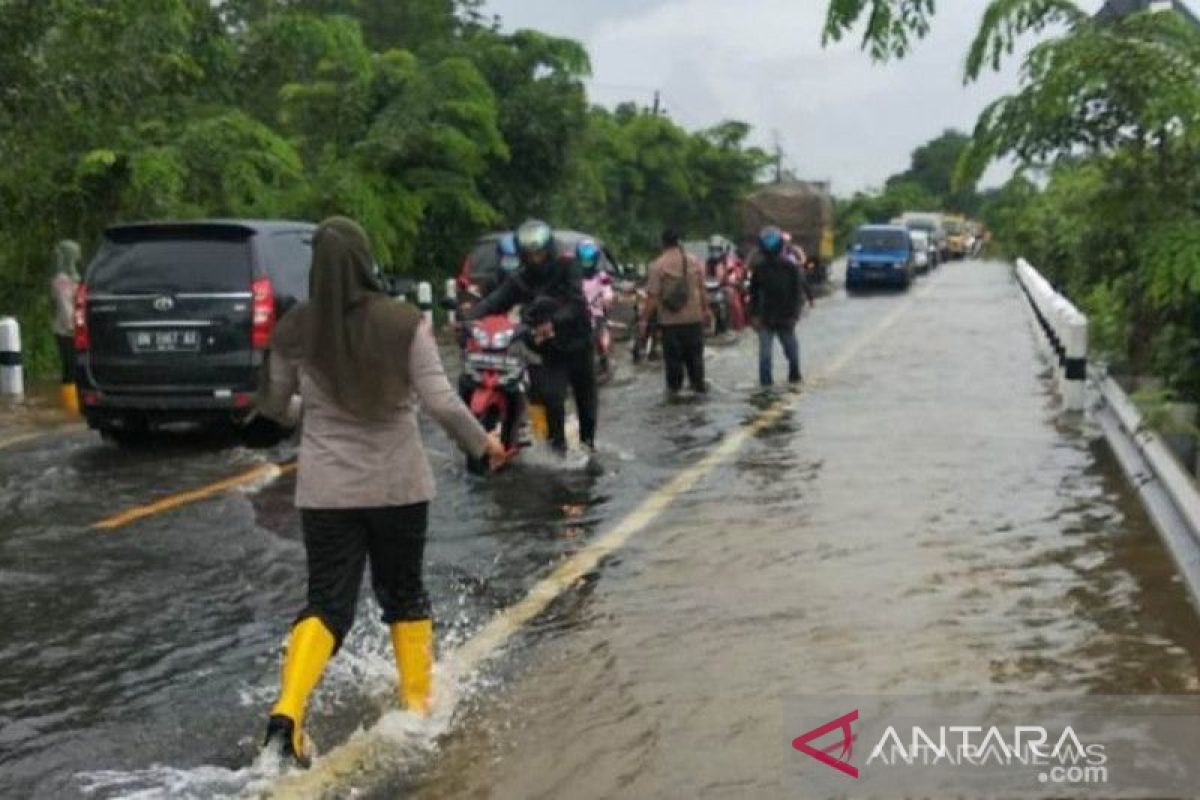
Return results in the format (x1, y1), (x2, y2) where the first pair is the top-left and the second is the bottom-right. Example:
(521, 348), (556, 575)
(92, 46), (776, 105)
(459, 312), (529, 474)
(706, 278), (730, 336)
(584, 272), (616, 383)
(727, 259), (750, 332)
(706, 256), (749, 337)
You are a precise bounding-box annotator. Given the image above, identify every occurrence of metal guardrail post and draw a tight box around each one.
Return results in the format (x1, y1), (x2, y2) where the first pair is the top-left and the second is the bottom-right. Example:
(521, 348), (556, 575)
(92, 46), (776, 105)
(444, 278), (458, 327)
(0, 317), (23, 397)
(416, 281), (433, 328)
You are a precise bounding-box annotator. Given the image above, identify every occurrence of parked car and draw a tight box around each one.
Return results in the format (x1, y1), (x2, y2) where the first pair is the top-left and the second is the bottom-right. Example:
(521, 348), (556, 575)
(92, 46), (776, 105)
(909, 229), (933, 274)
(845, 224), (914, 291)
(74, 219), (316, 442)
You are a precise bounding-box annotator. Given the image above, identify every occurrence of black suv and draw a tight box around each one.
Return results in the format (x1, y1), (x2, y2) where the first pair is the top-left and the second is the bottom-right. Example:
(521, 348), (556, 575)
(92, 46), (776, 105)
(74, 220), (316, 441)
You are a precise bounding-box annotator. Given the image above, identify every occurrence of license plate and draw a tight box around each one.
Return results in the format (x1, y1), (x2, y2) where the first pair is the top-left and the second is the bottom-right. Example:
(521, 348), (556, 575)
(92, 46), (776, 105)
(129, 329), (201, 353)
(468, 353), (521, 371)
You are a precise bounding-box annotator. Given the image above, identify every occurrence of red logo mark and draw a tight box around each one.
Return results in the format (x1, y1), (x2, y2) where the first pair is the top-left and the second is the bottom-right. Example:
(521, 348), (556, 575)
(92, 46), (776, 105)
(792, 709), (859, 779)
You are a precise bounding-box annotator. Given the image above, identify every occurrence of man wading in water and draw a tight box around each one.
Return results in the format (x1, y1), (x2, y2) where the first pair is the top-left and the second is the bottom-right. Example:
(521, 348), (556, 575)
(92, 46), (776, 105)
(256, 217), (507, 767)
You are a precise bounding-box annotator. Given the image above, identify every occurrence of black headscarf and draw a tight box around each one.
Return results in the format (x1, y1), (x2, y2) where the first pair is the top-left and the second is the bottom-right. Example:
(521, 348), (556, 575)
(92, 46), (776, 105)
(269, 217), (420, 421)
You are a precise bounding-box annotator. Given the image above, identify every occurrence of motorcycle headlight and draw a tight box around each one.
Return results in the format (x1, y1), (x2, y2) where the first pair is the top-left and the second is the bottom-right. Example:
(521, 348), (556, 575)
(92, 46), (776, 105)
(472, 327), (490, 347)
(491, 330), (514, 349)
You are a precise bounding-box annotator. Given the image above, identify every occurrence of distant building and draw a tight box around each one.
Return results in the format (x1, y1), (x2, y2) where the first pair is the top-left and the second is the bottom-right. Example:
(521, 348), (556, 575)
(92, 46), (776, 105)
(1095, 0), (1200, 28)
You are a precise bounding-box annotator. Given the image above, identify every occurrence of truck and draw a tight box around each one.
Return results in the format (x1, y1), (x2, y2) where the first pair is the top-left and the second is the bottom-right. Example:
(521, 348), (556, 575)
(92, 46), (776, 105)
(738, 181), (835, 283)
(943, 214), (968, 259)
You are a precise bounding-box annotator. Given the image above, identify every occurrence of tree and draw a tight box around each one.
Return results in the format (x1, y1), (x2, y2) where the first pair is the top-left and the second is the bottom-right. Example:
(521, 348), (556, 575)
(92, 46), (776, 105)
(886, 130), (979, 213)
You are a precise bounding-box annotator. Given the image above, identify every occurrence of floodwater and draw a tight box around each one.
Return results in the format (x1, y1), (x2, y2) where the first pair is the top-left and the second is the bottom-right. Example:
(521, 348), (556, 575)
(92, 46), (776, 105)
(1, 260), (1198, 799)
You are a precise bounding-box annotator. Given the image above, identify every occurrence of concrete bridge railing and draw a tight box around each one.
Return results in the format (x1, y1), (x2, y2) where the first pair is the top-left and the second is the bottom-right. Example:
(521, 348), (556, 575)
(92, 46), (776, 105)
(1015, 259), (1088, 411)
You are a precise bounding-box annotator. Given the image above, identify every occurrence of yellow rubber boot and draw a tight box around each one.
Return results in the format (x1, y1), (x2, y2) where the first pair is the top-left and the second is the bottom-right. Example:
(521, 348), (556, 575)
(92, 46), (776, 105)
(528, 403), (549, 442)
(390, 619), (434, 716)
(268, 617), (336, 765)
(59, 383), (80, 416)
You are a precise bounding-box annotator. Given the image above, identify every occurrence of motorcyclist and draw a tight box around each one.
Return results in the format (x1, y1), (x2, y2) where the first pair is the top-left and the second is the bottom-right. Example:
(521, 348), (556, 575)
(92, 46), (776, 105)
(579, 239), (615, 379)
(705, 236), (729, 284)
(579, 239), (613, 325)
(705, 235), (744, 335)
(468, 220), (597, 454)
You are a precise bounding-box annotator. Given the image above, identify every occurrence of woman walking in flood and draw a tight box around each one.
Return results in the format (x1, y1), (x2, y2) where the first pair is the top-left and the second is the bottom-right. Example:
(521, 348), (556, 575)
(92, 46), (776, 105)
(256, 216), (506, 767)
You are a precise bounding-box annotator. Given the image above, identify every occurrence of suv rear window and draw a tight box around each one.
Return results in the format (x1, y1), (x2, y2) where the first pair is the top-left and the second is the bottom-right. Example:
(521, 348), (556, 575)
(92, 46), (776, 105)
(88, 234), (253, 294)
(264, 230), (313, 302)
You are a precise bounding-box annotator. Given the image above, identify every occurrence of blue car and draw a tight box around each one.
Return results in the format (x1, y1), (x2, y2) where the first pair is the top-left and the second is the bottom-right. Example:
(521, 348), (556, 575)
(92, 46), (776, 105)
(845, 225), (914, 291)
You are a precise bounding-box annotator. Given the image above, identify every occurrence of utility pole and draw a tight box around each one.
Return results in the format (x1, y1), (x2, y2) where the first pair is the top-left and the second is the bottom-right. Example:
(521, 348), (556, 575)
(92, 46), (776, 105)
(772, 130), (784, 183)
(652, 90), (661, 116)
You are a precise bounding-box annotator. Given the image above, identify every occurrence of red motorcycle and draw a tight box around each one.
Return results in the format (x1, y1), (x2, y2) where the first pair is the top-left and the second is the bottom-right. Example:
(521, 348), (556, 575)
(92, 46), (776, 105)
(460, 313), (528, 474)
(726, 256), (750, 332)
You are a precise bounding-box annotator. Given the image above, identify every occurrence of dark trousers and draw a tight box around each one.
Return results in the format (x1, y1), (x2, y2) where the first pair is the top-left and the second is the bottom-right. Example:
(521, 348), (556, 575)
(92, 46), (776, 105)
(55, 335), (73, 383)
(298, 503), (430, 649)
(758, 325), (801, 386)
(661, 323), (706, 393)
(528, 347), (597, 450)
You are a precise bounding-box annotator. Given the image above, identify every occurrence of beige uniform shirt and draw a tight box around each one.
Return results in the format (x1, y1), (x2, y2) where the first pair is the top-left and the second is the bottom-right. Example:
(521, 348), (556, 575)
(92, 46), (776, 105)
(647, 248), (708, 327)
(263, 320), (489, 509)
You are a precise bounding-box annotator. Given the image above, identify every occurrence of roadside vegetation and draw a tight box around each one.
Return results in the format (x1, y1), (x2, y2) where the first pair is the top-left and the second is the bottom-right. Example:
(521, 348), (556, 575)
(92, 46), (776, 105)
(0, 0), (768, 377)
(825, 0), (1200, 400)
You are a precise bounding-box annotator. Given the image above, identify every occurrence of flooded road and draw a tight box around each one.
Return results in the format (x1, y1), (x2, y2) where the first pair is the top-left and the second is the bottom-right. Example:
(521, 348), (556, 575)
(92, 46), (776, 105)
(2, 260), (1199, 799)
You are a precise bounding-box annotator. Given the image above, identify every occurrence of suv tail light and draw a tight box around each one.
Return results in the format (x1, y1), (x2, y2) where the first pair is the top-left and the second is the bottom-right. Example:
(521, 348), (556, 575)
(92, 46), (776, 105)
(73, 284), (89, 351)
(251, 277), (275, 350)
(456, 254), (473, 293)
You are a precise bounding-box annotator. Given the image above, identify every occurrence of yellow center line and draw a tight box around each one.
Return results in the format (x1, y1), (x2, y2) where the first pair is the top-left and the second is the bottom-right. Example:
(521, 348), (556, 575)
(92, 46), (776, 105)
(271, 276), (936, 799)
(0, 422), (87, 452)
(0, 431), (43, 451)
(94, 462), (297, 531)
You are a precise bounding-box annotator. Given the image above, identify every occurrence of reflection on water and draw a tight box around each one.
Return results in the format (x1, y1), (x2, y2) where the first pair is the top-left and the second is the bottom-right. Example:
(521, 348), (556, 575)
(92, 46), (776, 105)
(0, 263), (1198, 799)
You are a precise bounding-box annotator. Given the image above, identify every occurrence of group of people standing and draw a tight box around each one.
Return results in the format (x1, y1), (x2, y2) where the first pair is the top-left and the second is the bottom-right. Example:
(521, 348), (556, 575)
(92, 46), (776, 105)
(40, 215), (816, 770)
(645, 224), (816, 393)
(252, 216), (820, 768)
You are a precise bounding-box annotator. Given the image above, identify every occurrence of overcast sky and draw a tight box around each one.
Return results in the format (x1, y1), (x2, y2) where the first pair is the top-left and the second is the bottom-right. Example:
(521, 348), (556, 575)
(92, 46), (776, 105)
(482, 0), (1120, 194)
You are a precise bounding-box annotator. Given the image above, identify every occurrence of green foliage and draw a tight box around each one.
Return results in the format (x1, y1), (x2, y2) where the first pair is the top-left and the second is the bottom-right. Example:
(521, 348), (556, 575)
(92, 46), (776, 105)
(0, 0), (766, 379)
(833, 130), (972, 250)
(829, 0), (1200, 400)
(963, 0), (1086, 81)
(822, 0), (936, 60)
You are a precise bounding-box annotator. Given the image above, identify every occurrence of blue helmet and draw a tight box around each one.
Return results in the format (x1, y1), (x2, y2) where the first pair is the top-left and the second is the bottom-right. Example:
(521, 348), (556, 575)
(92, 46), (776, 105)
(759, 226), (784, 255)
(576, 238), (601, 276)
(497, 233), (520, 274)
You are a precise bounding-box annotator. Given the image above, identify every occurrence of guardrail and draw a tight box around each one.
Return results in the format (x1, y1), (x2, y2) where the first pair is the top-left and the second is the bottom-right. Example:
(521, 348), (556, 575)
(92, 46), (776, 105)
(1093, 375), (1200, 611)
(1015, 259), (1088, 411)
(1016, 258), (1200, 611)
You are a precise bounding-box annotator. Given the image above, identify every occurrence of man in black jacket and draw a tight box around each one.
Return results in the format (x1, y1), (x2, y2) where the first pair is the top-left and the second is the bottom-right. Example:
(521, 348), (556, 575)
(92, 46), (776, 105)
(748, 226), (815, 387)
(468, 219), (596, 453)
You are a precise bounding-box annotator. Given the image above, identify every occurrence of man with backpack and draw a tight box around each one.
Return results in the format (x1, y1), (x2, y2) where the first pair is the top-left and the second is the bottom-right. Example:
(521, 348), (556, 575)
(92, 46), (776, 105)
(642, 228), (711, 395)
